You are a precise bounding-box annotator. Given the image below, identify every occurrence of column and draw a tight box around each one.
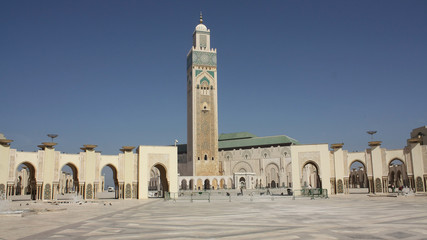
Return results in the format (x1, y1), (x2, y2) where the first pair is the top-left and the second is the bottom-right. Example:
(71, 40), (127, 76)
(80, 144), (97, 200)
(408, 138), (425, 192)
(37, 182), (43, 200)
(369, 141), (383, 194)
(52, 182), (59, 200)
(120, 146), (135, 199)
(331, 143), (344, 194)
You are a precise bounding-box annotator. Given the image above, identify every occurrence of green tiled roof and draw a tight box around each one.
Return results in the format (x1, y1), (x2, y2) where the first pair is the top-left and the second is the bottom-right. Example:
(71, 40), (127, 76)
(218, 132), (257, 141)
(218, 133), (299, 150)
(177, 132), (299, 153)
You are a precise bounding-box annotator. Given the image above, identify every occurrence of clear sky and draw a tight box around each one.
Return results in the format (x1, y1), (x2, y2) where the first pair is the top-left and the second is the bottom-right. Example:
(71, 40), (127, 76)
(1, 1), (426, 155)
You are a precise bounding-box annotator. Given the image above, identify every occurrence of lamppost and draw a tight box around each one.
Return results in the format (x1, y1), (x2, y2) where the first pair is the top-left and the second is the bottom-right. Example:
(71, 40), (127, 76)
(367, 131), (377, 140)
(47, 134), (58, 143)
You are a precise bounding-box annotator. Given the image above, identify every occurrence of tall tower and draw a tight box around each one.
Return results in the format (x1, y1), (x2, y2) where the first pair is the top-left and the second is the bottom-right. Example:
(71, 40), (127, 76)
(187, 13), (219, 176)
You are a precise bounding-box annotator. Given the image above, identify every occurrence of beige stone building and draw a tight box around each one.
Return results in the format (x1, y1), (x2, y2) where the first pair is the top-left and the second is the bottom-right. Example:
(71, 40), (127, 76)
(177, 16), (427, 195)
(0, 16), (426, 202)
(0, 133), (178, 200)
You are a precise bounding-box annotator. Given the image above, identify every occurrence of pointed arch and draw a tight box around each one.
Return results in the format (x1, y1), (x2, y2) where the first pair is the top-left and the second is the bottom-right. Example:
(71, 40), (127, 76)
(200, 76), (210, 85)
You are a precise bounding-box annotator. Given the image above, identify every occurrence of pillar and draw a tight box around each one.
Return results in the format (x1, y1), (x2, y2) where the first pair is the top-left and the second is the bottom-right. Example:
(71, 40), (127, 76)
(80, 145), (98, 199)
(369, 141), (384, 193)
(331, 143), (345, 194)
(120, 146), (135, 199)
(408, 138), (425, 192)
(0, 137), (13, 199)
(40, 142), (57, 200)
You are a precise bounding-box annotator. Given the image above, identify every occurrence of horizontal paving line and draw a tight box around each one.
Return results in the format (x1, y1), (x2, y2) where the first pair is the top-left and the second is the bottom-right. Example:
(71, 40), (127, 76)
(18, 200), (160, 240)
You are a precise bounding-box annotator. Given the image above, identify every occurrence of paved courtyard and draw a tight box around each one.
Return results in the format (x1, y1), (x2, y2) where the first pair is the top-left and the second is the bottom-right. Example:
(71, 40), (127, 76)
(1, 195), (427, 239)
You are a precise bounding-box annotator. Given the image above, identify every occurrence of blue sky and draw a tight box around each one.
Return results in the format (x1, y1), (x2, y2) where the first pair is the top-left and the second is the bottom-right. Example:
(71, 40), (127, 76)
(1, 1), (426, 155)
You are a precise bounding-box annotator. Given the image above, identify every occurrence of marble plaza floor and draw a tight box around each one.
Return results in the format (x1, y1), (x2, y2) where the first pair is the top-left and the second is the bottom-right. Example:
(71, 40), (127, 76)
(1, 194), (427, 240)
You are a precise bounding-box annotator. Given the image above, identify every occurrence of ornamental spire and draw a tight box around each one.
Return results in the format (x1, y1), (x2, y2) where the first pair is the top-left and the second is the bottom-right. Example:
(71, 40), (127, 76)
(200, 11), (203, 23)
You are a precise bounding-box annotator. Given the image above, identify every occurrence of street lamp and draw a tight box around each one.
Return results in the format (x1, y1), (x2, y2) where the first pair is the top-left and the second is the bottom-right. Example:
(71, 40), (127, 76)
(366, 131), (377, 140)
(47, 134), (58, 142)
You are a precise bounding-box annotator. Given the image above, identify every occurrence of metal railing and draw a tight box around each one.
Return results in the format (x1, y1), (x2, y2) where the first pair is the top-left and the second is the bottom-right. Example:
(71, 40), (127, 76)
(293, 188), (328, 199)
(190, 192), (210, 202)
(165, 188), (328, 202)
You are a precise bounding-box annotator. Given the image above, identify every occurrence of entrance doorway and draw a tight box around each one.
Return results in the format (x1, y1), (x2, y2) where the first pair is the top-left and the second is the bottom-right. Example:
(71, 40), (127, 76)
(58, 163), (79, 199)
(349, 161), (369, 194)
(149, 164), (169, 198)
(388, 159), (409, 192)
(100, 165), (119, 199)
(239, 177), (246, 189)
(204, 179), (210, 190)
(180, 179), (188, 190)
(302, 162), (321, 189)
(266, 163), (279, 188)
(15, 162), (37, 200)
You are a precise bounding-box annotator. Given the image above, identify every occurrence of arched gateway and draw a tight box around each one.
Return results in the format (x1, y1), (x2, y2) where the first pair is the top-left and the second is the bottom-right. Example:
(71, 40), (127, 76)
(1, 18), (427, 200)
(0, 143), (178, 200)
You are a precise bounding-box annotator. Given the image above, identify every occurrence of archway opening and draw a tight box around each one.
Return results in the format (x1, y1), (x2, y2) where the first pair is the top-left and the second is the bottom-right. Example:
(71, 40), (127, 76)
(212, 179), (218, 190)
(239, 177), (246, 189)
(59, 163), (79, 197)
(197, 179), (203, 190)
(302, 162), (321, 189)
(100, 164), (119, 199)
(189, 179), (194, 190)
(204, 179), (210, 190)
(228, 178), (233, 189)
(180, 179), (187, 190)
(266, 163), (279, 188)
(15, 162), (37, 200)
(220, 179), (226, 189)
(349, 161), (369, 193)
(286, 163), (292, 188)
(388, 159), (409, 192)
(149, 164), (168, 198)
(271, 180), (276, 188)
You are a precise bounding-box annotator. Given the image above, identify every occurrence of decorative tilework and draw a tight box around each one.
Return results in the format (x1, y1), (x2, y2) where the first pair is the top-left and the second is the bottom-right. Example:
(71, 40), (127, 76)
(207, 71), (215, 78)
(200, 77), (210, 85)
(416, 177), (423, 192)
(375, 178), (382, 193)
(337, 179), (343, 193)
(132, 184), (137, 198)
(186, 52), (192, 69)
(126, 184), (132, 198)
(200, 35), (207, 48)
(195, 70), (202, 76)
(195, 30), (210, 35)
(260, 149), (271, 159)
(191, 51), (217, 67)
(0, 184), (4, 195)
(86, 184), (93, 199)
(242, 150), (252, 160)
(44, 184), (51, 200)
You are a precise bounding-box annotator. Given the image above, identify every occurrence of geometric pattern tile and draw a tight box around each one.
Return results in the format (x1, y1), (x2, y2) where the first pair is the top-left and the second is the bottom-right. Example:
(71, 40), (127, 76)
(1, 196), (426, 240)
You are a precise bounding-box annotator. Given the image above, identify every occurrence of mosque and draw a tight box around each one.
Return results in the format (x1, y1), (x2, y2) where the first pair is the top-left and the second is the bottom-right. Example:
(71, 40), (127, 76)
(0, 15), (426, 201)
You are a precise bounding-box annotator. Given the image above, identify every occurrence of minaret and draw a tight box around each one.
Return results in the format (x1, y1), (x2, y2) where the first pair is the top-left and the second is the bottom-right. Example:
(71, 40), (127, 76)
(187, 13), (219, 176)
